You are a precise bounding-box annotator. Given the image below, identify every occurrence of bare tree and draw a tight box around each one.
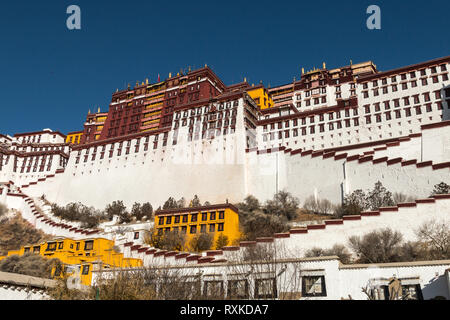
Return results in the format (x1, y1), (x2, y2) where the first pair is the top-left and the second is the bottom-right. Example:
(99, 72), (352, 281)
(415, 220), (450, 259)
(348, 228), (403, 263)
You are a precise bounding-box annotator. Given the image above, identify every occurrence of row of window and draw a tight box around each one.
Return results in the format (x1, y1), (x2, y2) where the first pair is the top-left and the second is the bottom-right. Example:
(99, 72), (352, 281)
(362, 65), (448, 89)
(263, 108), (359, 131)
(150, 276), (327, 299)
(175, 101), (239, 120)
(25, 240), (94, 253)
(262, 118), (360, 140)
(158, 211), (225, 225)
(157, 223), (225, 235)
(363, 74), (448, 98)
(262, 103), (442, 140)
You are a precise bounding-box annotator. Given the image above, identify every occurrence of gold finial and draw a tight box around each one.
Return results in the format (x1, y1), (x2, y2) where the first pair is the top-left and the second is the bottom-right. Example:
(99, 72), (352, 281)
(188, 66), (191, 72)
(301, 67), (304, 75)
(177, 72), (180, 76)
(323, 62), (326, 69)
(252, 83), (254, 87)
(88, 109), (91, 114)
(205, 63), (207, 67)
(244, 77), (247, 82)
(116, 88), (118, 92)
(98, 107), (100, 113)
(350, 59), (353, 66)
(146, 78), (149, 85)
(127, 83), (130, 90)
(169, 72), (172, 78)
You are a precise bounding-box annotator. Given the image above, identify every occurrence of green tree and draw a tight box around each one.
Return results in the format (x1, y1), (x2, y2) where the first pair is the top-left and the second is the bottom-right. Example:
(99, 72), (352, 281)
(163, 197), (178, 210)
(366, 181), (394, 210)
(190, 233), (214, 252)
(191, 195), (201, 207)
(105, 201), (128, 222)
(264, 190), (299, 221)
(236, 195), (261, 214)
(431, 182), (450, 196)
(215, 234), (229, 250)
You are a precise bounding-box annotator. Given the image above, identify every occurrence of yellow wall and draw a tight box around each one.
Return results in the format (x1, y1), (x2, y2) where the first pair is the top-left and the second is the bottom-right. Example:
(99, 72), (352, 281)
(0, 238), (142, 286)
(247, 87), (274, 110)
(155, 206), (241, 251)
(66, 132), (83, 145)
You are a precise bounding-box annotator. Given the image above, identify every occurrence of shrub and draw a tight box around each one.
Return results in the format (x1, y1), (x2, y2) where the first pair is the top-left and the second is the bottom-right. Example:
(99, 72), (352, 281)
(52, 202), (106, 228)
(0, 253), (61, 279)
(430, 182), (450, 196)
(0, 214), (50, 255)
(130, 202), (153, 221)
(348, 228), (403, 263)
(215, 234), (229, 250)
(393, 192), (416, 204)
(0, 203), (7, 220)
(304, 244), (352, 264)
(190, 195), (201, 207)
(236, 195), (261, 214)
(163, 197), (178, 210)
(264, 190), (299, 221)
(146, 228), (186, 251)
(303, 196), (334, 215)
(415, 220), (450, 259)
(240, 211), (289, 241)
(190, 233), (214, 252)
(366, 181), (394, 210)
(105, 201), (128, 222)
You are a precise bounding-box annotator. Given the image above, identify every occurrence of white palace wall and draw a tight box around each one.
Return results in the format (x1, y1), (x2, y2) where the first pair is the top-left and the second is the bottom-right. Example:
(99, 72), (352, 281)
(15, 121), (450, 211)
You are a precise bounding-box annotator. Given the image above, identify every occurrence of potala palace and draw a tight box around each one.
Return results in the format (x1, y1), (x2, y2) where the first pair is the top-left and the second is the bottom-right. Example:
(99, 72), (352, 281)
(1, 55), (450, 300)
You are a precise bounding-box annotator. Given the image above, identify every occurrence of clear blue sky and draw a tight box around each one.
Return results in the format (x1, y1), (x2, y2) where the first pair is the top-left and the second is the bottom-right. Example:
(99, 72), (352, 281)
(0, 0), (449, 136)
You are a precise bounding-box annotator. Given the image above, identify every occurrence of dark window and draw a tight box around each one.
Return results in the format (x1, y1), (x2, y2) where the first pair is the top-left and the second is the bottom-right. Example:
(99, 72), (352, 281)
(302, 276), (327, 297)
(191, 214), (198, 222)
(210, 212), (216, 220)
(84, 241), (94, 251)
(203, 281), (224, 299)
(166, 216), (172, 224)
(190, 225), (197, 234)
(209, 224), (215, 232)
(134, 232), (140, 240)
(219, 211), (225, 219)
(202, 213), (207, 221)
(218, 223), (224, 232)
(46, 243), (57, 251)
(227, 280), (249, 299)
(255, 278), (277, 299)
(82, 265), (90, 275)
(182, 215), (188, 223)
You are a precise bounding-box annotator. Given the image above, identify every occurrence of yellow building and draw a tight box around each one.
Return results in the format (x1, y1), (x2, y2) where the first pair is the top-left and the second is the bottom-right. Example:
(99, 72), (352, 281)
(66, 131), (83, 145)
(246, 85), (274, 110)
(0, 237), (142, 286)
(154, 203), (241, 251)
